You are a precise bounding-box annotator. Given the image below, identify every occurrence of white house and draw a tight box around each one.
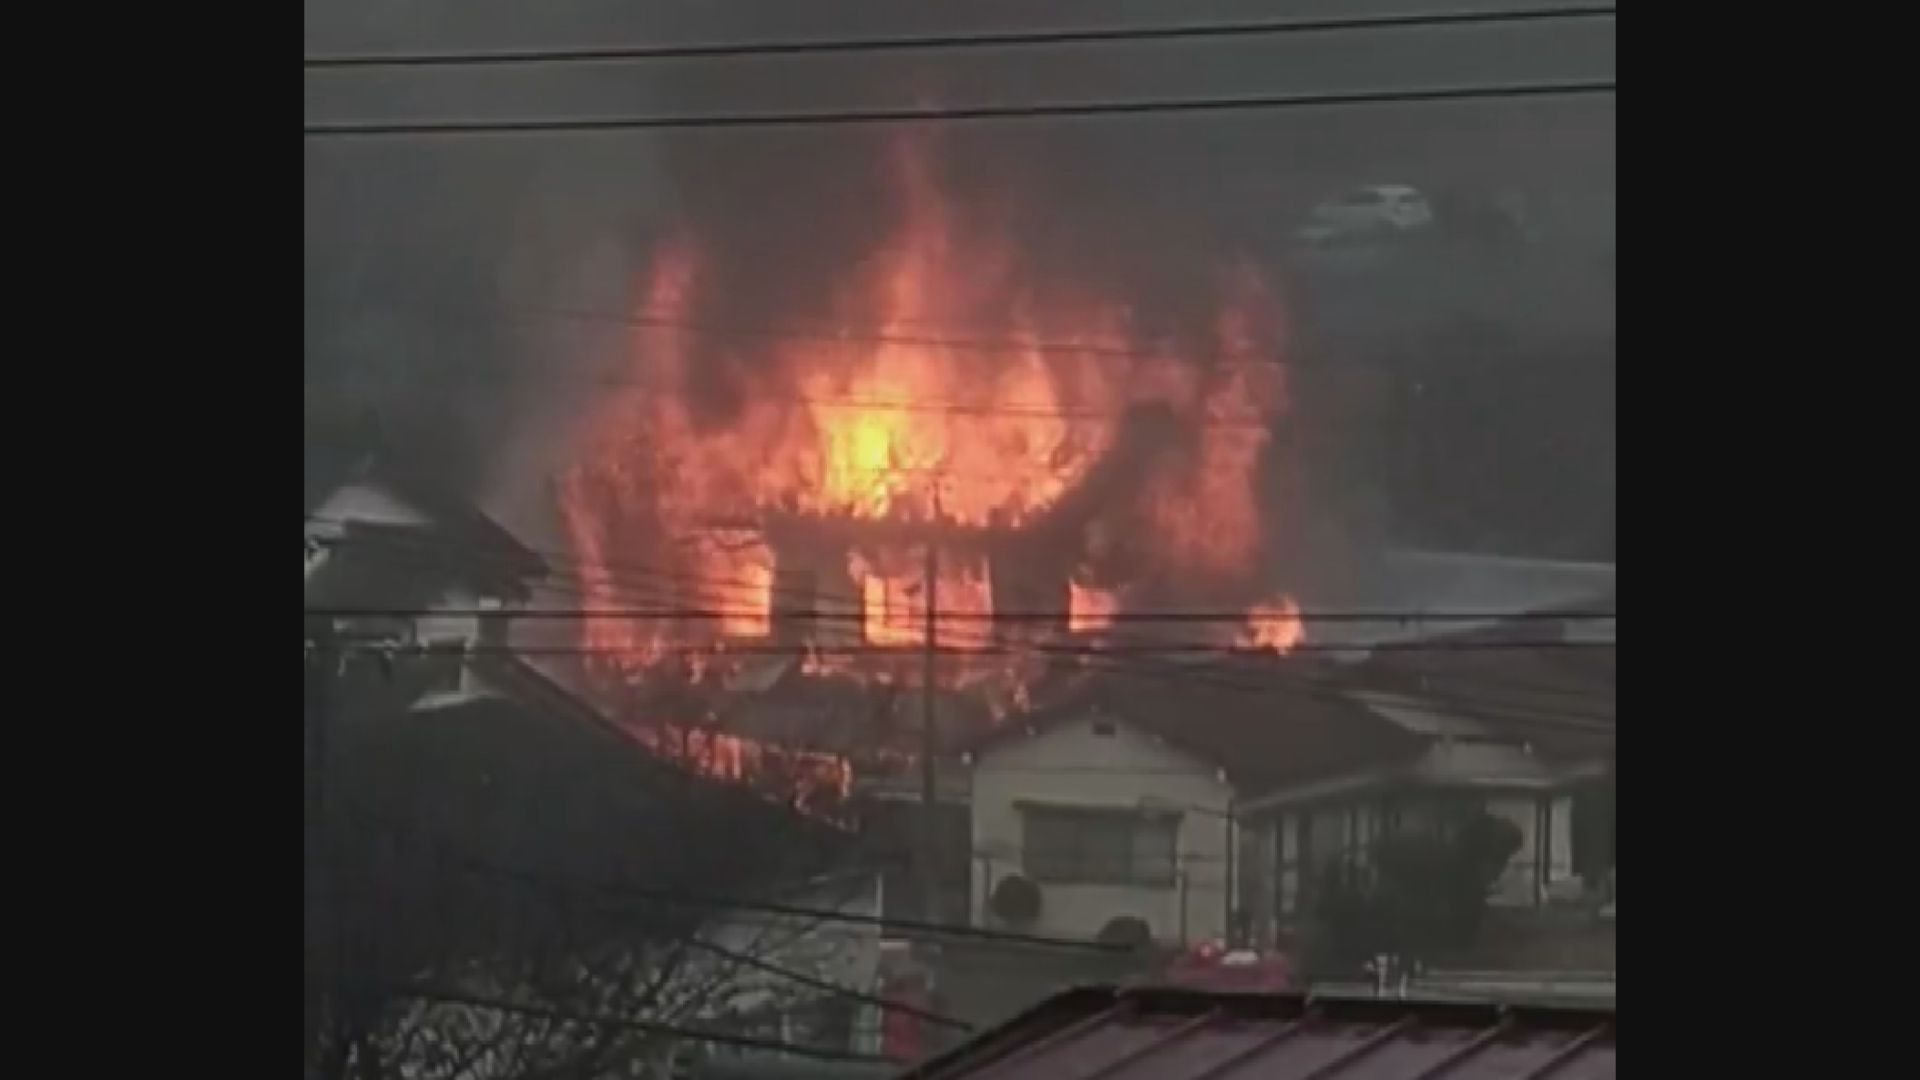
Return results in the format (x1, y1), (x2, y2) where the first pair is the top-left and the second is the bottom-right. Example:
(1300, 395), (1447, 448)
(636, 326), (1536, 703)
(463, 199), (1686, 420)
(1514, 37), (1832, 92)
(305, 440), (550, 702)
(959, 654), (1434, 948)
(967, 703), (1240, 947)
(962, 626), (1614, 953)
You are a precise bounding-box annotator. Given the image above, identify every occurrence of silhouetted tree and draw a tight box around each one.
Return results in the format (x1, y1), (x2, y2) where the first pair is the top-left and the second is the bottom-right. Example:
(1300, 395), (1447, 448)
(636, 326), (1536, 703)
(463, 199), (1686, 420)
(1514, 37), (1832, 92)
(304, 651), (865, 1080)
(1311, 808), (1523, 974)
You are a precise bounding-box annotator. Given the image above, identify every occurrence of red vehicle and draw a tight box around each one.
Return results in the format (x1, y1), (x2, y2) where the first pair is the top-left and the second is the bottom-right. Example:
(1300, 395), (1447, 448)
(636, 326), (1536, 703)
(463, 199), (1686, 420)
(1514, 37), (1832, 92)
(1163, 940), (1295, 992)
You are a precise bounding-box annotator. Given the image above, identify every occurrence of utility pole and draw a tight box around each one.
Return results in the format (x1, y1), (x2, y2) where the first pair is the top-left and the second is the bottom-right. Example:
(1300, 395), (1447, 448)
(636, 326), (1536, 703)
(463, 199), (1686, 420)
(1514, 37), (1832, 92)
(1604, 748), (1617, 908)
(304, 616), (336, 1071)
(917, 503), (942, 925)
(305, 618), (332, 837)
(1223, 796), (1237, 946)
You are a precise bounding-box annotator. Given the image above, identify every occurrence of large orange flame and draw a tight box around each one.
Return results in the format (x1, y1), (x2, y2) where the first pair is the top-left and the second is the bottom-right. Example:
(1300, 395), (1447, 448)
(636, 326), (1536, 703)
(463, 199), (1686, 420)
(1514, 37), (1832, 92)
(558, 135), (1291, 770)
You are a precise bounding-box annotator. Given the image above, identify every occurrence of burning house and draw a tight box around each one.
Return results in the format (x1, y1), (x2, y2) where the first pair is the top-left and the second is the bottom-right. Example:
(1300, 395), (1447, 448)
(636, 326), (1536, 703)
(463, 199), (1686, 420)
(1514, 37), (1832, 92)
(552, 135), (1306, 774)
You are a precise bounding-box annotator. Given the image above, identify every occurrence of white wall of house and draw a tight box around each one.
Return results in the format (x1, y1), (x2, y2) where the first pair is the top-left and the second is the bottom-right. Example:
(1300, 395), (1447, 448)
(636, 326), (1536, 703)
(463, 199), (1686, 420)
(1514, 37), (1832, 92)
(969, 711), (1235, 945)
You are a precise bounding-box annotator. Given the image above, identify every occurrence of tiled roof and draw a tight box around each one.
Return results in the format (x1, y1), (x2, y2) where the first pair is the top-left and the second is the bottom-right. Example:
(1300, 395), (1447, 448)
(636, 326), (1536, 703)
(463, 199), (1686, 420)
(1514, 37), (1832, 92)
(901, 985), (1614, 1080)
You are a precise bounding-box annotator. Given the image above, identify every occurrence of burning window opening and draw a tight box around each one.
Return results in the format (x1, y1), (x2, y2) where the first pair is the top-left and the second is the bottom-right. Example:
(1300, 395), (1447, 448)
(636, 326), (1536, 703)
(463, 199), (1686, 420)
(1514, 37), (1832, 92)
(1067, 578), (1121, 634)
(1237, 595), (1307, 654)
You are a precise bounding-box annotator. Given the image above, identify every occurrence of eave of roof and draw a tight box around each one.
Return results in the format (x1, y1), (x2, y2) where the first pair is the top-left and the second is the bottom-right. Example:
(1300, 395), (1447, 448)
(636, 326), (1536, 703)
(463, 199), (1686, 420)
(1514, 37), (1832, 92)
(306, 438), (548, 585)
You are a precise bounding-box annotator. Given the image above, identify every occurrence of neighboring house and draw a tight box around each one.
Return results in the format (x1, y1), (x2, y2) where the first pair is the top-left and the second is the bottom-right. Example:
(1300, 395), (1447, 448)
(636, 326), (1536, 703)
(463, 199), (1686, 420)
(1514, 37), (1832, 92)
(1242, 686), (1612, 926)
(961, 662), (1407, 948)
(716, 657), (984, 926)
(961, 611), (1614, 953)
(1240, 624), (1616, 956)
(306, 439), (548, 696)
(1237, 550), (1616, 934)
(306, 441), (885, 1074)
(968, 704), (1236, 946)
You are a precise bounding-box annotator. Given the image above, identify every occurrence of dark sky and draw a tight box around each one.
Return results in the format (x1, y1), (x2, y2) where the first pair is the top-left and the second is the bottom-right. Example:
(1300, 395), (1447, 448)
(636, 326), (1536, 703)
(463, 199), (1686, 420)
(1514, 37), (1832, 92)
(304, 1), (1614, 560)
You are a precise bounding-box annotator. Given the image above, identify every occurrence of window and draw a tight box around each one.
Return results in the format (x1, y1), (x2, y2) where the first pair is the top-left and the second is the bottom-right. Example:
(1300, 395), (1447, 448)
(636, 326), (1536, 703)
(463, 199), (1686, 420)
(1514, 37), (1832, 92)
(1022, 806), (1177, 886)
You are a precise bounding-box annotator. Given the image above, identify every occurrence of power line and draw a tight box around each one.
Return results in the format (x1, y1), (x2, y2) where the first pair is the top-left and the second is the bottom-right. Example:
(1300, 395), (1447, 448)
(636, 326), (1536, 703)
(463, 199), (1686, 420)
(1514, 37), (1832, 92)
(318, 623), (1609, 761)
(327, 780), (974, 1033)
(333, 805), (1132, 994)
(383, 374), (1281, 425)
(308, 545), (1619, 658)
(395, 832), (976, 1032)
(317, 612), (1611, 736)
(364, 812), (1129, 954)
(307, 638), (1612, 658)
(309, 635), (1619, 732)
(305, 79), (1614, 139)
(309, 522), (1614, 672)
(310, 604), (1613, 625)
(307, 521), (1156, 614)
(306, 7), (1615, 70)
(386, 983), (897, 1064)
(313, 523), (1077, 619)
(309, 524), (1615, 628)
(309, 528), (1616, 717)
(1058, 646), (1614, 732)
(322, 604), (1616, 725)
(683, 936), (973, 1032)
(407, 298), (1288, 377)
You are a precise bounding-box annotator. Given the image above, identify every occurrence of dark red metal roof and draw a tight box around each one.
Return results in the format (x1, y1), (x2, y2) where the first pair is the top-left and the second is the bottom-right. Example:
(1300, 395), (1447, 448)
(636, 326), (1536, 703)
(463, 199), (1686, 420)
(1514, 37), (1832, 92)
(899, 986), (1614, 1080)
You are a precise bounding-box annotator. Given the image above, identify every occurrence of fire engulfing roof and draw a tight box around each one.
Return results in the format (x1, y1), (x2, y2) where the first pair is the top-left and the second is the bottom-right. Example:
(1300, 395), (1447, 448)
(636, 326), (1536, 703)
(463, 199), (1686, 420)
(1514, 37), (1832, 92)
(899, 985), (1615, 1080)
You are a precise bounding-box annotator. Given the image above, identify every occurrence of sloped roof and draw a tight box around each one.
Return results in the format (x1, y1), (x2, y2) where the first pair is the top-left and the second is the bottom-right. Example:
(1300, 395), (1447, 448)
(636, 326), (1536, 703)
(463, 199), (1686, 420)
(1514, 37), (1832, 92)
(338, 671), (851, 891)
(468, 651), (649, 751)
(1346, 641), (1614, 764)
(971, 642), (1613, 801)
(901, 985), (1615, 1080)
(967, 658), (1429, 798)
(306, 427), (547, 591)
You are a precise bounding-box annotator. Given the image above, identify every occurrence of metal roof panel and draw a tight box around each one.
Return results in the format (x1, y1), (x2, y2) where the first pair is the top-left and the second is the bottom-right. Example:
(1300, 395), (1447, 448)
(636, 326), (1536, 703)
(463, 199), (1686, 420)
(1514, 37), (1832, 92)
(903, 987), (1614, 1080)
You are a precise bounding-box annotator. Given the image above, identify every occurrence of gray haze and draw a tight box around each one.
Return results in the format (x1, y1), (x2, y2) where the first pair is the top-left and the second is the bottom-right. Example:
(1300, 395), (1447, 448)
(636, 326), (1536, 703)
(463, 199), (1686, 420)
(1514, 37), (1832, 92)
(305, 0), (1614, 560)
